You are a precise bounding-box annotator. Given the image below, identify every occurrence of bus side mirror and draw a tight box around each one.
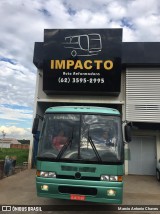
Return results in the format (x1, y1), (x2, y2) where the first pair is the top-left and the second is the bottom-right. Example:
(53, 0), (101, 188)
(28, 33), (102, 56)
(32, 118), (39, 135)
(124, 125), (131, 143)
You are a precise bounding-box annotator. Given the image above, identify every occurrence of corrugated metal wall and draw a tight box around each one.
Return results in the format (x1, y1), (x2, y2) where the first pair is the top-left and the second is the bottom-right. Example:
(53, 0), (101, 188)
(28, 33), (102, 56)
(126, 68), (160, 123)
(128, 136), (156, 175)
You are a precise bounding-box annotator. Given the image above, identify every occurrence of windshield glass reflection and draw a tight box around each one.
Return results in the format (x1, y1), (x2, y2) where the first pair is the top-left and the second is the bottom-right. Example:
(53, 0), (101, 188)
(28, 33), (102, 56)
(38, 113), (123, 163)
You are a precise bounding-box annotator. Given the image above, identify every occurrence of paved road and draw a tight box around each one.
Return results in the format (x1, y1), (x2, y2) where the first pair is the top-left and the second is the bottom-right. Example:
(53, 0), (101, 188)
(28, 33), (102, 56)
(0, 169), (160, 214)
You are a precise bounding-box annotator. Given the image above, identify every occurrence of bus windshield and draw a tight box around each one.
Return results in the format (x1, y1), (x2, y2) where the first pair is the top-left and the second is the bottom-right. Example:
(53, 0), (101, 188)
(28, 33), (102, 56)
(38, 113), (123, 163)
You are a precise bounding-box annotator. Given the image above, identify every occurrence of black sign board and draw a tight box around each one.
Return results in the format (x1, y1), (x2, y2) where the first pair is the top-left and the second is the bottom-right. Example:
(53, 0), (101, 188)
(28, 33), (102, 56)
(43, 29), (122, 95)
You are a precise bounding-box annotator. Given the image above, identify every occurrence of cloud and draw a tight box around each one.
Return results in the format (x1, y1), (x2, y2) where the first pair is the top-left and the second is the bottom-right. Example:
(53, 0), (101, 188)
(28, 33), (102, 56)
(0, 126), (31, 140)
(0, 104), (33, 140)
(1, 0), (160, 140)
(0, 104), (32, 122)
(0, 60), (36, 107)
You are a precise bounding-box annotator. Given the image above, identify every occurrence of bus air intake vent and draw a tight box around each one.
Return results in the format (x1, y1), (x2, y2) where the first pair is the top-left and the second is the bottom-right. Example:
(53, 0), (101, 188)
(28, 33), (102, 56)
(57, 174), (100, 181)
(58, 186), (97, 196)
(61, 166), (96, 173)
(79, 167), (96, 172)
(61, 166), (78, 171)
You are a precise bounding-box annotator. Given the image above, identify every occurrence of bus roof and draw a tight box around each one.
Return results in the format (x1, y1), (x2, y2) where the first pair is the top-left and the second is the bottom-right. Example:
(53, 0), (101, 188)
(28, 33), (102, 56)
(45, 106), (120, 115)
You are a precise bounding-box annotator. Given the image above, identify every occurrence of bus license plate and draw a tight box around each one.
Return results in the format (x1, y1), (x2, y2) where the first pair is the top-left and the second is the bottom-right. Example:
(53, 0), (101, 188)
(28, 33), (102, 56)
(70, 194), (85, 201)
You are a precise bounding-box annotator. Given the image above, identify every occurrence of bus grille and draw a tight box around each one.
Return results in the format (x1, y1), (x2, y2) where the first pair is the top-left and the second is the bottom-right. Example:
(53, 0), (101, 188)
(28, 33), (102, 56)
(61, 166), (96, 173)
(57, 174), (100, 181)
(58, 186), (97, 196)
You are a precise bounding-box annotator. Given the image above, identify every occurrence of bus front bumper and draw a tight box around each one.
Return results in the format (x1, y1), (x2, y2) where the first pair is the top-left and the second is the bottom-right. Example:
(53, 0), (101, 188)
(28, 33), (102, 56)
(36, 177), (123, 204)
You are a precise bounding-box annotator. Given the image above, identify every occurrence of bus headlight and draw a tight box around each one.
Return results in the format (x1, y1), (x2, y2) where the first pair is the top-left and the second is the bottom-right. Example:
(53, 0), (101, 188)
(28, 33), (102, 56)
(110, 176), (118, 181)
(40, 171), (49, 177)
(37, 171), (56, 178)
(41, 185), (49, 191)
(100, 175), (122, 182)
(107, 189), (116, 196)
(48, 172), (56, 178)
(100, 175), (109, 181)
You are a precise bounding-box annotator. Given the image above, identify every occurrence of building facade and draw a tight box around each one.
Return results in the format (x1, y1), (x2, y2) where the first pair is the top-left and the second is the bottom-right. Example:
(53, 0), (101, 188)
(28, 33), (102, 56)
(30, 29), (160, 175)
(0, 138), (21, 148)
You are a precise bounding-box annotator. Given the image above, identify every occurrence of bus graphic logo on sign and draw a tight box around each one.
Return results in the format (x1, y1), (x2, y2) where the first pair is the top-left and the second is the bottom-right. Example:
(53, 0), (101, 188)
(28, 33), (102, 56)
(63, 33), (102, 57)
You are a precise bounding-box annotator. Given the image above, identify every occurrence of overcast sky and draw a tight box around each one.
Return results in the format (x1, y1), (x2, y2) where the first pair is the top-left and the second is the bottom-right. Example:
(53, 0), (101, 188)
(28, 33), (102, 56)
(0, 0), (160, 140)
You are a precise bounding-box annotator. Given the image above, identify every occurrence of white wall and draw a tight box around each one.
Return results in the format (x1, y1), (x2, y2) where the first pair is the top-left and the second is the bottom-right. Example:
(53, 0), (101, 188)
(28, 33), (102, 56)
(0, 143), (10, 148)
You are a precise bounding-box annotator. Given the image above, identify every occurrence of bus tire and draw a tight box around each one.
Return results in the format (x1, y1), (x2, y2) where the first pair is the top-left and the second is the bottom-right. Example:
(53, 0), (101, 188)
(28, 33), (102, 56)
(156, 169), (160, 181)
(71, 50), (77, 57)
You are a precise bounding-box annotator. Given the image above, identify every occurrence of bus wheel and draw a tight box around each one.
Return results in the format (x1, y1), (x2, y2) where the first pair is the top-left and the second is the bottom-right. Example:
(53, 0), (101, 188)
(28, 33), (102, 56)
(71, 50), (77, 57)
(156, 169), (160, 181)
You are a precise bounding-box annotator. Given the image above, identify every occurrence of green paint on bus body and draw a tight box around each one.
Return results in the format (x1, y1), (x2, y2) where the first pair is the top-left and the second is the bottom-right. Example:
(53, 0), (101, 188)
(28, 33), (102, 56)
(36, 161), (123, 204)
(45, 106), (120, 115)
(36, 106), (124, 204)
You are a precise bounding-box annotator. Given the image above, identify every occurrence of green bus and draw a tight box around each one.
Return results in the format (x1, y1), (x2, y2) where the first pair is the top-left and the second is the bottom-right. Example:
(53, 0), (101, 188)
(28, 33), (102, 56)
(32, 106), (131, 204)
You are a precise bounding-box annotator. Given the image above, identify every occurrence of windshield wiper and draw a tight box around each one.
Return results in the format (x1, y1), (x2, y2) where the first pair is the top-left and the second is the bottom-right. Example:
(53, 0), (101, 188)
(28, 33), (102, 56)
(88, 132), (102, 162)
(56, 129), (73, 160)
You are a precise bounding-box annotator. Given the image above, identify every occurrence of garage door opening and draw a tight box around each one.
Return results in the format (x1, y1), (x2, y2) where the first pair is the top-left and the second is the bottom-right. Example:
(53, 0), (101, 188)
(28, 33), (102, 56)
(128, 136), (156, 175)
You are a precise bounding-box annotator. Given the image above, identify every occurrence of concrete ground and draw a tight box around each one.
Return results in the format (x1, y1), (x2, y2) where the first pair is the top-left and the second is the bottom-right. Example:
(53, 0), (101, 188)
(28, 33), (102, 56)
(0, 169), (160, 214)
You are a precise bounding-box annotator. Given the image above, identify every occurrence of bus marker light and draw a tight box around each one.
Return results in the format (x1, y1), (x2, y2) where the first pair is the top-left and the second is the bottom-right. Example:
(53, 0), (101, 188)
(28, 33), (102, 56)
(41, 185), (49, 191)
(36, 170), (41, 177)
(107, 189), (116, 196)
(118, 176), (123, 182)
